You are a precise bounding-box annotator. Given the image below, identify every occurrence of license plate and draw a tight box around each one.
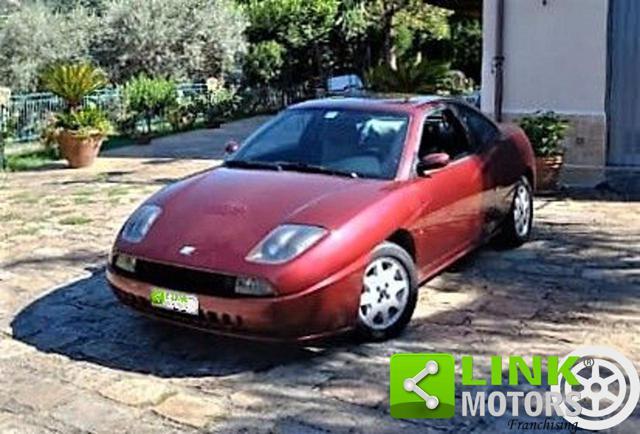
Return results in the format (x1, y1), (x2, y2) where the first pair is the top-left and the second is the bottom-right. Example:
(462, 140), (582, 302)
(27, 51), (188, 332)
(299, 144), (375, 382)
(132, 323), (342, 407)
(150, 288), (199, 316)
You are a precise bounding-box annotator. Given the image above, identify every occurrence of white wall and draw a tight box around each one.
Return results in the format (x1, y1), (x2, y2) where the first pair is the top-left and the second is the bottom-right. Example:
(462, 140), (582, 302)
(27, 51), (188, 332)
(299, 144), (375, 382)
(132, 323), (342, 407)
(481, 0), (609, 117)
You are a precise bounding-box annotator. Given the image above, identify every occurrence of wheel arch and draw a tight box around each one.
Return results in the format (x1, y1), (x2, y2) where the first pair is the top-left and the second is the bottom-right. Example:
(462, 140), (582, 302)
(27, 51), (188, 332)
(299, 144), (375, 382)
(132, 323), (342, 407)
(523, 166), (535, 190)
(386, 229), (416, 263)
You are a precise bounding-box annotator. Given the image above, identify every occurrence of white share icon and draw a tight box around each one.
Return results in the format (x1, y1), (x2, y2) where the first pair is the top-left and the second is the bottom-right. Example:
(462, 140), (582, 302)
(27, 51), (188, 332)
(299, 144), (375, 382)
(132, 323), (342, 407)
(403, 360), (440, 409)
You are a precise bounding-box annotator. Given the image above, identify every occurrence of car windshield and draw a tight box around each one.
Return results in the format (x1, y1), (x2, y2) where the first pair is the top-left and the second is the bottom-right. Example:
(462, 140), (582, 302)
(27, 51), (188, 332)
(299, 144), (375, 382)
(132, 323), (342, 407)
(229, 108), (410, 180)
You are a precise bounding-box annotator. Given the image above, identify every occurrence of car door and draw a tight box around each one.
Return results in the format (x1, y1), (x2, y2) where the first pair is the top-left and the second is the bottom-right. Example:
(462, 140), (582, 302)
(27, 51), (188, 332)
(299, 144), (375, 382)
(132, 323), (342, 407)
(412, 105), (485, 276)
(454, 103), (514, 232)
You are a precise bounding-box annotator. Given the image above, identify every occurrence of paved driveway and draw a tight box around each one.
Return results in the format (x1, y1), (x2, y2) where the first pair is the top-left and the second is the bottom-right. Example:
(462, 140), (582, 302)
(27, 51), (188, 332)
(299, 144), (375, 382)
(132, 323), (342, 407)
(102, 116), (272, 160)
(0, 119), (638, 433)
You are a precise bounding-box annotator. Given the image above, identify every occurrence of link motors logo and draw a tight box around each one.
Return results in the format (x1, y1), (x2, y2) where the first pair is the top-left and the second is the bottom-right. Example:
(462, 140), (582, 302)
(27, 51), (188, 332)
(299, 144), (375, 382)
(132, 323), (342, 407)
(390, 346), (640, 431)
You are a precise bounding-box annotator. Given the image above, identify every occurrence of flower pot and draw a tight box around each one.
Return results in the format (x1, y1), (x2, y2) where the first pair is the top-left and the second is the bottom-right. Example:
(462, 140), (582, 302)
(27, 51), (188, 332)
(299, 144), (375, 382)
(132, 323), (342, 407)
(57, 130), (105, 168)
(535, 155), (563, 191)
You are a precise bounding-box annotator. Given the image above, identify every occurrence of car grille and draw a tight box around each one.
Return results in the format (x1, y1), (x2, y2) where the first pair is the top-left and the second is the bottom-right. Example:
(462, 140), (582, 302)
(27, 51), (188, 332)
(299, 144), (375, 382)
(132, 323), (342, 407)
(111, 256), (237, 298)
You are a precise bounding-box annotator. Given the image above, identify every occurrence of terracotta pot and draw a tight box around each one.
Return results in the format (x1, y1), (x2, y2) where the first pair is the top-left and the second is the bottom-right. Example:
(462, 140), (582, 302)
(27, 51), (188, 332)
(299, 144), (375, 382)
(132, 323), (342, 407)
(57, 130), (104, 168)
(535, 155), (563, 191)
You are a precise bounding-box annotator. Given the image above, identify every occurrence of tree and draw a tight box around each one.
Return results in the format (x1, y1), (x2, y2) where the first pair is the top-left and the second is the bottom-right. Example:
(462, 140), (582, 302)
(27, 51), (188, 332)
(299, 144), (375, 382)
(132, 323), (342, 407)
(340, 0), (451, 69)
(450, 16), (482, 82)
(122, 75), (177, 134)
(243, 0), (339, 87)
(0, 2), (97, 91)
(93, 0), (247, 83)
(243, 41), (286, 86)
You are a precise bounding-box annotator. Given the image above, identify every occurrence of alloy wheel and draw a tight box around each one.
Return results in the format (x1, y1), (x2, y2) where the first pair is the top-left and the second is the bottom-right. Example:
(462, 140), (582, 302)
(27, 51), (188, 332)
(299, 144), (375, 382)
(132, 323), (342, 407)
(359, 256), (410, 330)
(513, 184), (532, 238)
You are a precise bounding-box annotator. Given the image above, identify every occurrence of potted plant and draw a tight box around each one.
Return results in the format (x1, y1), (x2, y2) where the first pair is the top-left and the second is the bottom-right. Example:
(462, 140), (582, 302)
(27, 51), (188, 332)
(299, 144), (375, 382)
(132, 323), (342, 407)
(41, 63), (111, 168)
(518, 111), (570, 191)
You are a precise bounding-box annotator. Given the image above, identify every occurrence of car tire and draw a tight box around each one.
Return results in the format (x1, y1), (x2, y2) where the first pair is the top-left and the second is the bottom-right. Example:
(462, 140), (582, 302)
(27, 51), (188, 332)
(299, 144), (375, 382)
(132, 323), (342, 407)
(355, 241), (418, 341)
(495, 176), (533, 248)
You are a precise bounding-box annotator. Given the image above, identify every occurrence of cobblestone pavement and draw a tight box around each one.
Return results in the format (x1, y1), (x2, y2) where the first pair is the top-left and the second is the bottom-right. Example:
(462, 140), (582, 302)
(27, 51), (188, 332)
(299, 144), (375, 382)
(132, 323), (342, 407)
(1, 142), (639, 432)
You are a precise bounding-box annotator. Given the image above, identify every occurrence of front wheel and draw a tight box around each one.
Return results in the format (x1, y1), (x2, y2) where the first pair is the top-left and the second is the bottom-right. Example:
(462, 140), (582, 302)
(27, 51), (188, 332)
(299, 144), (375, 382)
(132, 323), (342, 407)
(356, 242), (418, 341)
(495, 176), (533, 247)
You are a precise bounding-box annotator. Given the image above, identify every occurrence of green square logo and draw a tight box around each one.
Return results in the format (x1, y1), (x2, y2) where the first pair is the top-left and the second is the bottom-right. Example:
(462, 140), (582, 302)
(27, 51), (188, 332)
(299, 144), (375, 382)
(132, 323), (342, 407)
(390, 353), (455, 419)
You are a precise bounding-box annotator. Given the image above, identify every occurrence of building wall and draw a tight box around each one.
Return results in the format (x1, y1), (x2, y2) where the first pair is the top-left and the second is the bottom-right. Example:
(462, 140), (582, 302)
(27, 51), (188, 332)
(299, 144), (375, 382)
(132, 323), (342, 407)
(481, 0), (609, 186)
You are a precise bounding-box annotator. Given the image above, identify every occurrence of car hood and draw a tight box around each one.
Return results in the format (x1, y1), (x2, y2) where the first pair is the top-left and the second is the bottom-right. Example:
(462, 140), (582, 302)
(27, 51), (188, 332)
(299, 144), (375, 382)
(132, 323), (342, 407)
(123, 167), (401, 271)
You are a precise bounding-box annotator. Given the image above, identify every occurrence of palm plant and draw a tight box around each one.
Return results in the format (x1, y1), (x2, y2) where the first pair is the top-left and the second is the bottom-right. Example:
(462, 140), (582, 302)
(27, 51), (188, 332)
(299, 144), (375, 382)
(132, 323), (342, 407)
(38, 62), (111, 168)
(365, 59), (451, 94)
(41, 62), (108, 110)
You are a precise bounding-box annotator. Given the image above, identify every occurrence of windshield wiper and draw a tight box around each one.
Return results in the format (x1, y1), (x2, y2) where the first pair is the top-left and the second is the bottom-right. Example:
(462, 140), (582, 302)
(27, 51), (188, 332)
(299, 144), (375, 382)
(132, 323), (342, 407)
(223, 160), (283, 171)
(277, 162), (360, 179)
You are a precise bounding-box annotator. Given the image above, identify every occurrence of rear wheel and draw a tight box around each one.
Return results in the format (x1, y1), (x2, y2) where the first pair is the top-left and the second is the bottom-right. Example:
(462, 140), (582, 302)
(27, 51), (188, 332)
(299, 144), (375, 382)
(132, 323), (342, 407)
(495, 176), (533, 247)
(356, 242), (418, 341)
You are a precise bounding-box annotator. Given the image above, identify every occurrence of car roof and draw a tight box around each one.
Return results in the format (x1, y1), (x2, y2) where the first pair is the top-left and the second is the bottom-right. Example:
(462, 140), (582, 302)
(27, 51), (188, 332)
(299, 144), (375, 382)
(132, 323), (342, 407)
(289, 95), (447, 114)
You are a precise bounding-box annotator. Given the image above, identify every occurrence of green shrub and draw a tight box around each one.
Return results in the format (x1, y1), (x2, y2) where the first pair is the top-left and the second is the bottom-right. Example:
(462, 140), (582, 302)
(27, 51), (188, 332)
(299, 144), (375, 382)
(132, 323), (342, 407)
(365, 59), (450, 94)
(243, 40), (286, 86)
(122, 76), (177, 133)
(167, 100), (197, 132)
(54, 106), (112, 137)
(193, 87), (239, 126)
(518, 111), (570, 157)
(439, 70), (475, 96)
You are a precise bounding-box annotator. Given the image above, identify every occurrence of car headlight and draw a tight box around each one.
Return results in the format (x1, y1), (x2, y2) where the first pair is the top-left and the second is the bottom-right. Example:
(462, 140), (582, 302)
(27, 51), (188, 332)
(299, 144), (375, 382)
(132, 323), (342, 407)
(121, 205), (162, 243)
(246, 224), (327, 264)
(235, 277), (275, 296)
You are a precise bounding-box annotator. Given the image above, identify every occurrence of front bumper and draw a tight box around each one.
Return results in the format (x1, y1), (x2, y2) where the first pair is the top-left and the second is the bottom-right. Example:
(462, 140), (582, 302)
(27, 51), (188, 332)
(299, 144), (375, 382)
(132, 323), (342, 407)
(106, 260), (366, 342)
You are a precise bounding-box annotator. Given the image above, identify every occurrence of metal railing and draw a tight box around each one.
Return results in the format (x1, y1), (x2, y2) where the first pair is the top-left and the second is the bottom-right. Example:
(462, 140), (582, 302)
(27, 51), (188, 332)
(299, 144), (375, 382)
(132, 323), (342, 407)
(0, 83), (313, 144)
(0, 83), (211, 143)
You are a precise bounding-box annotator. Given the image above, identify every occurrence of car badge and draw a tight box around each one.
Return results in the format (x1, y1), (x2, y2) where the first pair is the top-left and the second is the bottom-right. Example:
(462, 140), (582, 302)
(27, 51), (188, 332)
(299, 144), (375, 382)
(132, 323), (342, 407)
(179, 246), (196, 256)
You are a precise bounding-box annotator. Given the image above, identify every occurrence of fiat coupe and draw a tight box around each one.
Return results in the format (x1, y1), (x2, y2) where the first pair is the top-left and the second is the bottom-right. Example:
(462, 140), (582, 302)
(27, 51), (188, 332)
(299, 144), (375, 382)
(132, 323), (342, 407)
(107, 96), (535, 341)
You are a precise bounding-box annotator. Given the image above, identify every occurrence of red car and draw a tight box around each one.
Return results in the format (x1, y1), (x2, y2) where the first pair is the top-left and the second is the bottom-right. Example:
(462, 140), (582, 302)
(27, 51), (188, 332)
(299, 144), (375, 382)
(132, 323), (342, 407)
(107, 96), (535, 341)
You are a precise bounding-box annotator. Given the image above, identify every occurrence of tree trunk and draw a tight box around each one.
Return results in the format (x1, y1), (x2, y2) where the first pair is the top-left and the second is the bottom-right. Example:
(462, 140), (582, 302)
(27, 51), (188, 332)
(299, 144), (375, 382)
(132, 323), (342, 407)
(381, 6), (398, 70)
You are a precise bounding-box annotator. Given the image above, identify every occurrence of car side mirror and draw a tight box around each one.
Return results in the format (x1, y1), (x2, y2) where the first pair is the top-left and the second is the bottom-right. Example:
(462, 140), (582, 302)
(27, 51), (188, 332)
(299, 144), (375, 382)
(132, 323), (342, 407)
(418, 152), (451, 175)
(224, 140), (240, 155)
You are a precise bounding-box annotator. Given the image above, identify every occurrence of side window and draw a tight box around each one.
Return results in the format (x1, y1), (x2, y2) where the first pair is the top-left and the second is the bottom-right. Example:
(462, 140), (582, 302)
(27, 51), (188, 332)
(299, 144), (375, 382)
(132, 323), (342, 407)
(418, 107), (474, 160)
(456, 105), (500, 148)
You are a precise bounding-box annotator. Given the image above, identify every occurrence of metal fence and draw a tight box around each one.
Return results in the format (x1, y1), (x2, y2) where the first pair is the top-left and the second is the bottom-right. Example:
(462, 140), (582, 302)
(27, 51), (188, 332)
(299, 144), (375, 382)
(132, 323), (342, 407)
(0, 83), (314, 144)
(0, 83), (211, 143)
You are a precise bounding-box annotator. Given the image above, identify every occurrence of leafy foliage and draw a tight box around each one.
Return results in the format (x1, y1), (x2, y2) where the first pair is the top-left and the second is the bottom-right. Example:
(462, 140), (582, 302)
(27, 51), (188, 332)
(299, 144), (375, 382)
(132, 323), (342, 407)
(518, 111), (570, 157)
(365, 59), (450, 94)
(0, 2), (97, 91)
(166, 101), (198, 132)
(94, 0), (247, 83)
(243, 0), (338, 88)
(122, 76), (177, 133)
(439, 70), (475, 96)
(243, 41), (286, 86)
(53, 105), (112, 136)
(41, 63), (108, 109)
(450, 17), (482, 82)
